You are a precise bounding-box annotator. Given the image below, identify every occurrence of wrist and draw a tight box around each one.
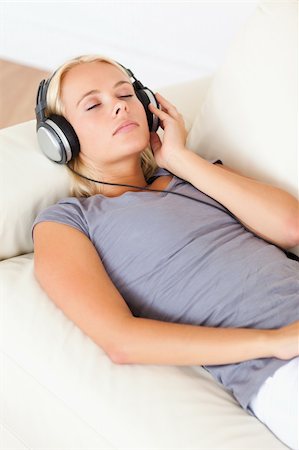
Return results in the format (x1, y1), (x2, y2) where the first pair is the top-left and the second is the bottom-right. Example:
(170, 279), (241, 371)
(262, 329), (276, 359)
(166, 148), (197, 180)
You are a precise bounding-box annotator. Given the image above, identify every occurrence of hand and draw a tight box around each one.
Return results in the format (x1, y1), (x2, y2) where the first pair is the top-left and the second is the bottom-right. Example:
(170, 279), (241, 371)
(271, 320), (299, 360)
(148, 93), (189, 171)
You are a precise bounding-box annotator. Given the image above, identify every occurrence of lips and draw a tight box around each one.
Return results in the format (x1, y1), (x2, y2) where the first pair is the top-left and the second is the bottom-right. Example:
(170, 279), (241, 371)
(113, 120), (138, 135)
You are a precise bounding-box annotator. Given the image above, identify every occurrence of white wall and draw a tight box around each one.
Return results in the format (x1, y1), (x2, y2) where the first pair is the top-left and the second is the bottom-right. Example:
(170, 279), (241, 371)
(0, 1), (258, 89)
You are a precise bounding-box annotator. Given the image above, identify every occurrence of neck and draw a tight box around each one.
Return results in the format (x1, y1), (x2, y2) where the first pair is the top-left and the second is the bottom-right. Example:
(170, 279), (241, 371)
(73, 157), (149, 197)
(100, 172), (149, 197)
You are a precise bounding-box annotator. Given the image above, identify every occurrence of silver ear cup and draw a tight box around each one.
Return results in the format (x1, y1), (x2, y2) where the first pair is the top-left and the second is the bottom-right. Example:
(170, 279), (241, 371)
(37, 119), (73, 164)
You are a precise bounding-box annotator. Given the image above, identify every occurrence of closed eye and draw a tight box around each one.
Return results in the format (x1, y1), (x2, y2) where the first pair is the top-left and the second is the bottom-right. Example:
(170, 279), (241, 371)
(86, 103), (101, 111)
(86, 95), (134, 111)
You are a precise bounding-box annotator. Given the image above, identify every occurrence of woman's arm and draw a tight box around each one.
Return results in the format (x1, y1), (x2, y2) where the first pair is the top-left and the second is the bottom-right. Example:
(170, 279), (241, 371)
(117, 317), (299, 365)
(33, 222), (298, 366)
(149, 94), (299, 249)
(168, 151), (299, 249)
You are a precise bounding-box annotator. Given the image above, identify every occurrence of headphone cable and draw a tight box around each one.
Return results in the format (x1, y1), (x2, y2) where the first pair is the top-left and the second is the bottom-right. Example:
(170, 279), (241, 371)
(67, 165), (299, 262)
(67, 165), (235, 218)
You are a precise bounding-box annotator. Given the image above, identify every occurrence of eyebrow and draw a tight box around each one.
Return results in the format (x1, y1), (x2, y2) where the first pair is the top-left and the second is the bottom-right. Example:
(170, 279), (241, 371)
(76, 80), (132, 106)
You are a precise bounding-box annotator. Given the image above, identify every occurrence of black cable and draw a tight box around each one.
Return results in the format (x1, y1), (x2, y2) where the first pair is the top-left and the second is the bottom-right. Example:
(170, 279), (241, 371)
(67, 165), (236, 217)
(67, 165), (299, 262)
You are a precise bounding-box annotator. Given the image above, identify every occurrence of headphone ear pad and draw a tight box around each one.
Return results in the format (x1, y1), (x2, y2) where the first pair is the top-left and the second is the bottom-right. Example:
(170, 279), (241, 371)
(51, 114), (80, 159)
(37, 114), (80, 164)
(135, 89), (160, 132)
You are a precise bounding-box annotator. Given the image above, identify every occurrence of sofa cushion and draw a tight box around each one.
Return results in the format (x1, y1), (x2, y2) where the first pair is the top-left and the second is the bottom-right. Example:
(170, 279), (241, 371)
(187, 0), (298, 255)
(0, 120), (71, 260)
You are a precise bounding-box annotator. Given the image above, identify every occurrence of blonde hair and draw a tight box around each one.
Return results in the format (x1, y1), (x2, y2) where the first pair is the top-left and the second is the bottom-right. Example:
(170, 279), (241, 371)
(46, 54), (158, 197)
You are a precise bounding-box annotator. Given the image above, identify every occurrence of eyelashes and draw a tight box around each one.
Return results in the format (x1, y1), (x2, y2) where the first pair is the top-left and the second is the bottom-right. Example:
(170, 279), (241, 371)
(86, 95), (134, 111)
(86, 103), (101, 111)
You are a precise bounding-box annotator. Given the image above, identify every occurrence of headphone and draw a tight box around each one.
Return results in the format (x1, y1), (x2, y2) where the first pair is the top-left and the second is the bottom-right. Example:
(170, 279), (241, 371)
(35, 60), (161, 164)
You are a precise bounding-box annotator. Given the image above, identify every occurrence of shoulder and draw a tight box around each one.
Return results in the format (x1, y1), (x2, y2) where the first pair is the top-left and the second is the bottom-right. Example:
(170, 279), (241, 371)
(147, 167), (171, 183)
(32, 195), (99, 239)
(37, 195), (88, 218)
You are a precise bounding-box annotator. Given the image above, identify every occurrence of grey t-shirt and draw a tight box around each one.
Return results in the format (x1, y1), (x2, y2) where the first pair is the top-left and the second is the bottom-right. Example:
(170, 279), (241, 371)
(32, 165), (299, 412)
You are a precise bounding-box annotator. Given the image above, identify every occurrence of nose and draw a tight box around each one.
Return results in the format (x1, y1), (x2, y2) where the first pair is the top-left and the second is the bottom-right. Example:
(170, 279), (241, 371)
(113, 99), (128, 116)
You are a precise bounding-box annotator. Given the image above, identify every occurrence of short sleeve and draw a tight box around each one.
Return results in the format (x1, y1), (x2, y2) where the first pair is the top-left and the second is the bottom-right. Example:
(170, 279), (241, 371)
(31, 197), (89, 241)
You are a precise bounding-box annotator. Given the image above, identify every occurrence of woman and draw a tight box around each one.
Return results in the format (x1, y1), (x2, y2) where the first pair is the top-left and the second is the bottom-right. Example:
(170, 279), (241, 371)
(32, 54), (299, 449)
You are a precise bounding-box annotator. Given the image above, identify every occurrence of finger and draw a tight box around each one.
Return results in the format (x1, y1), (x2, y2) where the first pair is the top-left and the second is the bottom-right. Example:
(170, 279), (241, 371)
(155, 92), (180, 117)
(148, 102), (176, 123)
(148, 102), (170, 121)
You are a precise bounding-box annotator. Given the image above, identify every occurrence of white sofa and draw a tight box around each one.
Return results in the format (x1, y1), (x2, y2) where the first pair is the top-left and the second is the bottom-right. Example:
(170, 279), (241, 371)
(1, 2), (297, 448)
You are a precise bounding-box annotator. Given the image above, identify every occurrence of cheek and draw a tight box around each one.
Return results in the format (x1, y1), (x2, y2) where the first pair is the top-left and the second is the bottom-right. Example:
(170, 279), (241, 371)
(73, 116), (105, 145)
(136, 101), (149, 125)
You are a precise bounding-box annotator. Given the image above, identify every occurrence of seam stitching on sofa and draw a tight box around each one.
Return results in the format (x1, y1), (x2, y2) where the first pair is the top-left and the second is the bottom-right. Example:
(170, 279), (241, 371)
(1, 421), (32, 450)
(2, 349), (118, 450)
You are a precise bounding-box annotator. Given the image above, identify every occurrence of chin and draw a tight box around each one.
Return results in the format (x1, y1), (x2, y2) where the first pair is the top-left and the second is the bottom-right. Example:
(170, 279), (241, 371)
(119, 136), (150, 154)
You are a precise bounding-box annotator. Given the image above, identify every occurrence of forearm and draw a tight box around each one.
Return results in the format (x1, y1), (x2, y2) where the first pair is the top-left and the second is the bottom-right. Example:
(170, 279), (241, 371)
(168, 150), (299, 249)
(113, 316), (272, 366)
